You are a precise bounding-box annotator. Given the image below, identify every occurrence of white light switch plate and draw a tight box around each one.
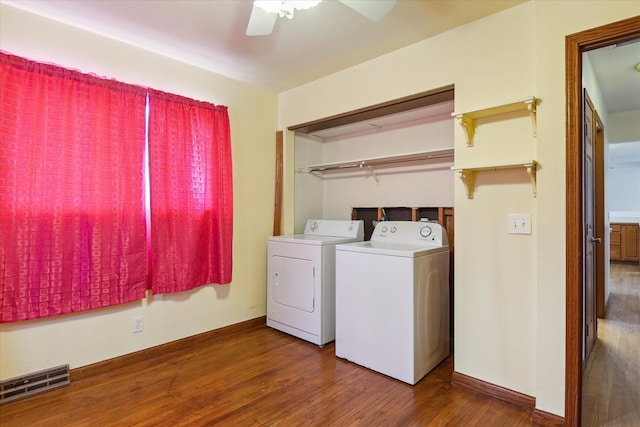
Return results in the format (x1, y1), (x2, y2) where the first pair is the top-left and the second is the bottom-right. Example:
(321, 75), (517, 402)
(508, 214), (531, 235)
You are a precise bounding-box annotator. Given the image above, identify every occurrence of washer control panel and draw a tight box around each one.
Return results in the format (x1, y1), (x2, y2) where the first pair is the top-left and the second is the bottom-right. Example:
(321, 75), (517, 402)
(371, 221), (447, 246)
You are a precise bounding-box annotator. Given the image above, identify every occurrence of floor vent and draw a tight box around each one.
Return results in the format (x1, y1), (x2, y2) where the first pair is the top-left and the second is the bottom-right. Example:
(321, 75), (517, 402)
(0, 364), (70, 405)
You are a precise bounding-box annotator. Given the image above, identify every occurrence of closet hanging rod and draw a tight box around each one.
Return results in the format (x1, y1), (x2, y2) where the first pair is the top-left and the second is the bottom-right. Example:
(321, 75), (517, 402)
(306, 151), (454, 173)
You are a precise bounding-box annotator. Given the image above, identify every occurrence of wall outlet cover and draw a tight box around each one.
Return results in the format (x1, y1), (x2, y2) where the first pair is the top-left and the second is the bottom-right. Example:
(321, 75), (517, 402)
(132, 316), (144, 333)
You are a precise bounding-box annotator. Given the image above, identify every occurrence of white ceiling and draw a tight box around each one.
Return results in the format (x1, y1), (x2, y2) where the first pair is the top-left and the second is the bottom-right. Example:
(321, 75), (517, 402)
(586, 39), (640, 114)
(586, 39), (640, 162)
(3, 0), (527, 92)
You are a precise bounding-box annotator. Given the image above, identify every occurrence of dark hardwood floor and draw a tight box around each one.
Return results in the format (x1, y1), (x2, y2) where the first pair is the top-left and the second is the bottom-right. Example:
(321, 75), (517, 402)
(0, 323), (534, 426)
(582, 262), (640, 426)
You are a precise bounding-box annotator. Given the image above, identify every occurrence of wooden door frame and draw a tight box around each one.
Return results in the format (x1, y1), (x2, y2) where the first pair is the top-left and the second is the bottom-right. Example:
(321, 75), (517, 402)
(582, 89), (596, 363)
(595, 113), (605, 319)
(273, 131), (284, 236)
(565, 15), (640, 426)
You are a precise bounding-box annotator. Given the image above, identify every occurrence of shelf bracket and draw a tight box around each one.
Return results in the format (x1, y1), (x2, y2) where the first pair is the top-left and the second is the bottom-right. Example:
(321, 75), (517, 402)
(454, 114), (475, 147)
(524, 162), (537, 197)
(524, 98), (538, 137)
(456, 169), (477, 199)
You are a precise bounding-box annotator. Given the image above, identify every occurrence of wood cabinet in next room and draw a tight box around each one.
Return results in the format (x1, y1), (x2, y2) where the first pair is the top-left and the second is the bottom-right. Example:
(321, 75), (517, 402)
(610, 223), (639, 263)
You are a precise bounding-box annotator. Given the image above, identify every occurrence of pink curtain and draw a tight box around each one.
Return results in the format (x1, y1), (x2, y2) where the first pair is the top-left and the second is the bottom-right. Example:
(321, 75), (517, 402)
(148, 90), (233, 294)
(0, 53), (148, 322)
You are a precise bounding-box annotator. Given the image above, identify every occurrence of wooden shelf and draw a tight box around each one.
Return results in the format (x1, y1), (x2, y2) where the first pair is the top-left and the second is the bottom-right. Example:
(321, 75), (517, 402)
(452, 97), (539, 147)
(452, 160), (538, 199)
(299, 148), (454, 181)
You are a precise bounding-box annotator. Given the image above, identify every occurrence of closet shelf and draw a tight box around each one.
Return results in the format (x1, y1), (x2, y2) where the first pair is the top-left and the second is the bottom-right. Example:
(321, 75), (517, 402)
(299, 148), (454, 180)
(452, 160), (538, 199)
(452, 97), (539, 147)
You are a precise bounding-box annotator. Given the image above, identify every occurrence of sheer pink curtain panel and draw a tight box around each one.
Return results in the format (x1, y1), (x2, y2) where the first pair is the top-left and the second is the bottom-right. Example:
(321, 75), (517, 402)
(147, 90), (233, 294)
(0, 53), (148, 322)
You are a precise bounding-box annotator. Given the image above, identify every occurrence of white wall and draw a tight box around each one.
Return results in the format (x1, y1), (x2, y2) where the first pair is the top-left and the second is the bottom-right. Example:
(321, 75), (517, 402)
(607, 111), (640, 214)
(608, 153), (640, 212)
(279, 0), (640, 417)
(0, 5), (277, 379)
(293, 114), (454, 229)
(607, 109), (640, 213)
(294, 134), (325, 232)
(608, 110), (640, 143)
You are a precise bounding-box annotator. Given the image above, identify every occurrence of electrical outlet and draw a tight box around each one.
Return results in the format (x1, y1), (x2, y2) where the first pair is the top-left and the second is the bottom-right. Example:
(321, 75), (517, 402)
(132, 316), (143, 333)
(507, 214), (532, 235)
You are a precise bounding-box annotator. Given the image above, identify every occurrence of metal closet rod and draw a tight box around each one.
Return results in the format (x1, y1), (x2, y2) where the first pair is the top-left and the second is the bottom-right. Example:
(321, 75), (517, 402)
(308, 152), (453, 172)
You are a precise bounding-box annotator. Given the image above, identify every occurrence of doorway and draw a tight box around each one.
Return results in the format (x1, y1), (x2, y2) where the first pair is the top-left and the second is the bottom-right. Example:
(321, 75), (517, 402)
(565, 15), (640, 427)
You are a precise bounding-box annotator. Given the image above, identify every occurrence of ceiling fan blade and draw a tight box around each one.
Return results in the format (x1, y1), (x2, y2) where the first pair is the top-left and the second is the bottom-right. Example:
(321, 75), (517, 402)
(339, 0), (396, 22)
(246, 5), (278, 36)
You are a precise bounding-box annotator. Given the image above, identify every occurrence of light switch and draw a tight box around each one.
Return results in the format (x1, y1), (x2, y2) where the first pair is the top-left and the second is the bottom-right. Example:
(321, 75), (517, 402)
(508, 214), (531, 235)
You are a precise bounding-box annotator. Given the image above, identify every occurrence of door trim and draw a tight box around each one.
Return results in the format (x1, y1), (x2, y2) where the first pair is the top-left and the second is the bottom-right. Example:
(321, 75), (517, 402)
(582, 89), (596, 363)
(595, 113), (605, 319)
(565, 15), (640, 427)
(273, 131), (284, 236)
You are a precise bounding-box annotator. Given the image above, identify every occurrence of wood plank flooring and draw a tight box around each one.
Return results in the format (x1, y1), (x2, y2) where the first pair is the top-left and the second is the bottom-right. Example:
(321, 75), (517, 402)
(582, 262), (640, 426)
(0, 324), (534, 426)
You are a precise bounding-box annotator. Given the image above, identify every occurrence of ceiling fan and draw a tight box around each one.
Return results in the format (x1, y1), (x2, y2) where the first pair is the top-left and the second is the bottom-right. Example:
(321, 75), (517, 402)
(246, 0), (397, 36)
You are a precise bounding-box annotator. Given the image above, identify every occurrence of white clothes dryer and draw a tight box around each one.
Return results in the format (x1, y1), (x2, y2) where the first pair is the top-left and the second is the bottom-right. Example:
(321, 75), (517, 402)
(335, 221), (450, 384)
(267, 219), (364, 346)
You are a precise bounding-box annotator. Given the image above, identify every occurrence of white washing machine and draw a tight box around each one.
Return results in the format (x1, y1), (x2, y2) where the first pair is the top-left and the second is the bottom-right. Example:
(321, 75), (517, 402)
(335, 220), (450, 385)
(267, 219), (364, 346)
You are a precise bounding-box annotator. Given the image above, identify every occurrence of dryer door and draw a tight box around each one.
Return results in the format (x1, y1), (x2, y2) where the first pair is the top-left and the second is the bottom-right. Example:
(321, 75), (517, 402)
(271, 255), (315, 312)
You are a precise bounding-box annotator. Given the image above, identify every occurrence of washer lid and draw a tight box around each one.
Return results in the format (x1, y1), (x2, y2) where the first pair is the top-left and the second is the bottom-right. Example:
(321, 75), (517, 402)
(336, 241), (449, 257)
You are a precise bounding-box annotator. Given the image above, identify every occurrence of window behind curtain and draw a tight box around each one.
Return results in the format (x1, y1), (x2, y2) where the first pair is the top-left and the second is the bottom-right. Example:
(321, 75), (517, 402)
(0, 52), (148, 322)
(148, 90), (233, 294)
